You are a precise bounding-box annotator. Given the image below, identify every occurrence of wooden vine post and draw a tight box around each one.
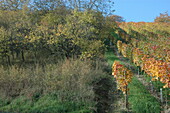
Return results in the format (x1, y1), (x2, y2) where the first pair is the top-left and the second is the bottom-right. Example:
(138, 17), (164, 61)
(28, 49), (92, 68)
(126, 72), (130, 110)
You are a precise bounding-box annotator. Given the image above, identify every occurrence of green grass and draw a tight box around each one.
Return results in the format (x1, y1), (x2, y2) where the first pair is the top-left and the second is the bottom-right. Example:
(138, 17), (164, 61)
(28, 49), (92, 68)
(0, 95), (92, 113)
(105, 49), (120, 66)
(128, 77), (161, 113)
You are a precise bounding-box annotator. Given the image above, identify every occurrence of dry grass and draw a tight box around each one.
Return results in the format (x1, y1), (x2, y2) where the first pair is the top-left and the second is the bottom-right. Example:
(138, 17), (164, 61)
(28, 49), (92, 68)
(0, 58), (109, 104)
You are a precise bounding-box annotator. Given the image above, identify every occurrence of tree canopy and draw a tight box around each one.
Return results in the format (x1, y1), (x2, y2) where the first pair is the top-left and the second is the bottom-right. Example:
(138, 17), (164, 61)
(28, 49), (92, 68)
(0, 0), (117, 64)
(154, 12), (170, 23)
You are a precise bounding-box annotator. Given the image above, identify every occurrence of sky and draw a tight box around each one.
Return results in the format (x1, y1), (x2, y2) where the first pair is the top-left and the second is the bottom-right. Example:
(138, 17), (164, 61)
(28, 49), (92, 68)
(113, 0), (170, 22)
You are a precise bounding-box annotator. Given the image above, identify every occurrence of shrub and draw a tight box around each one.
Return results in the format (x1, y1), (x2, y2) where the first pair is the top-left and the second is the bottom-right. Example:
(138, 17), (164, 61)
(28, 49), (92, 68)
(0, 58), (113, 112)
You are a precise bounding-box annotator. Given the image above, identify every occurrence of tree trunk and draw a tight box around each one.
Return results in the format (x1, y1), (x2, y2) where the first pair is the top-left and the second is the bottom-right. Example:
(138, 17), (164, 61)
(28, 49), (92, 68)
(138, 67), (140, 75)
(16, 51), (19, 59)
(12, 51), (15, 60)
(21, 50), (25, 62)
(1, 55), (4, 64)
(125, 85), (129, 110)
(7, 55), (11, 65)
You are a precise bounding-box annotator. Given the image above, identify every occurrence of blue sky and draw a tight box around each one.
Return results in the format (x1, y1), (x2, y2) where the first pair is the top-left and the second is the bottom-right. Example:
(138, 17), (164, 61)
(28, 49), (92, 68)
(113, 0), (170, 22)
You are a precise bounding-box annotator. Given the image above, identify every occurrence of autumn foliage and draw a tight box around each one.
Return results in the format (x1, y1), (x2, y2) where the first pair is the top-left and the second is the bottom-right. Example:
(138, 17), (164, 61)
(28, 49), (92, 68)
(114, 22), (170, 89)
(112, 61), (133, 93)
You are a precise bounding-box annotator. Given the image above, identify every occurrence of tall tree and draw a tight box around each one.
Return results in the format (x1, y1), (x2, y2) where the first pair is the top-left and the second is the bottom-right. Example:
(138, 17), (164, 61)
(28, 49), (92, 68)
(154, 12), (170, 23)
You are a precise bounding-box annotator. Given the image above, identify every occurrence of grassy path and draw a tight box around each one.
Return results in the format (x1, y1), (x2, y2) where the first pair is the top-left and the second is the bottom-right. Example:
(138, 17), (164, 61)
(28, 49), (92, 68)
(115, 47), (170, 112)
(115, 48), (162, 102)
(105, 48), (126, 112)
(105, 47), (161, 113)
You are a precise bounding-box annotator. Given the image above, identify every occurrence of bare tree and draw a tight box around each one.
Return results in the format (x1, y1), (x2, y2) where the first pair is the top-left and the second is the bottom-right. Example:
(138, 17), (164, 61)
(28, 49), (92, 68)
(32, 0), (114, 15)
(0, 0), (30, 10)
